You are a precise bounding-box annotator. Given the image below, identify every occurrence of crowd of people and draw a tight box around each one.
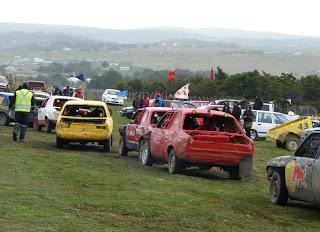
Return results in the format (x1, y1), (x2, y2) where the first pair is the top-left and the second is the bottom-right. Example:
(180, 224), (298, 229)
(53, 86), (85, 99)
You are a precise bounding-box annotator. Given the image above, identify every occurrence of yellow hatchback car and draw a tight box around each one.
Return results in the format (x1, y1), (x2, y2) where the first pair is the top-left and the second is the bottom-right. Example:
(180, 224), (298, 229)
(56, 100), (113, 152)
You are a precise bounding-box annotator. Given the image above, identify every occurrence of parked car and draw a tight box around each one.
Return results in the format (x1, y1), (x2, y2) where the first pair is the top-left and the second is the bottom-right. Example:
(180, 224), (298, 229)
(120, 106), (135, 119)
(267, 131), (320, 205)
(33, 96), (80, 132)
(267, 116), (313, 151)
(140, 109), (255, 178)
(250, 110), (289, 140)
(56, 100), (113, 151)
(0, 76), (9, 92)
(0, 92), (13, 125)
(23, 80), (48, 92)
(102, 89), (124, 106)
(118, 107), (171, 156)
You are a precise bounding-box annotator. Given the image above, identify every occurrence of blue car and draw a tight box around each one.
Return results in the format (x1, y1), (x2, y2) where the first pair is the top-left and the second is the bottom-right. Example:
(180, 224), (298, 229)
(0, 92), (14, 126)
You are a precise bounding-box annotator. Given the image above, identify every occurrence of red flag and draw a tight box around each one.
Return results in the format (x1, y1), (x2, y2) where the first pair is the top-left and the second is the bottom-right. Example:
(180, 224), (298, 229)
(168, 71), (176, 81)
(210, 67), (214, 81)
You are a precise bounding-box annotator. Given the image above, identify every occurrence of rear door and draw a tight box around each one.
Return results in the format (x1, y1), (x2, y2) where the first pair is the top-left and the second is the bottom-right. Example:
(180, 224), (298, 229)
(256, 112), (274, 137)
(285, 133), (320, 202)
(37, 98), (49, 122)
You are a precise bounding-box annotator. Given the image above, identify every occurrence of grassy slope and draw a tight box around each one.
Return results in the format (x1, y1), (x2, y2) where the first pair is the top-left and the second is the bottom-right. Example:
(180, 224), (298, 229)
(0, 105), (320, 231)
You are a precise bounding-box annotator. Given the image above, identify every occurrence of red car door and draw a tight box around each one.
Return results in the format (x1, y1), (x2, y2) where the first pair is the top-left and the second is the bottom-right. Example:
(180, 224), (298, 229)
(150, 112), (176, 158)
(126, 110), (144, 144)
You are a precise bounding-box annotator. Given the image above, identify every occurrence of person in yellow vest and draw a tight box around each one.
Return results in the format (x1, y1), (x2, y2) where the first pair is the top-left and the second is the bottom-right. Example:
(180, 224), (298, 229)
(11, 83), (34, 142)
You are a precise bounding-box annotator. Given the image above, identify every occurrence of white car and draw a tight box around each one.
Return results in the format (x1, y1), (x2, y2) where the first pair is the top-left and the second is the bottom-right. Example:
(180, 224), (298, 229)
(102, 89), (124, 105)
(250, 110), (289, 140)
(34, 96), (80, 132)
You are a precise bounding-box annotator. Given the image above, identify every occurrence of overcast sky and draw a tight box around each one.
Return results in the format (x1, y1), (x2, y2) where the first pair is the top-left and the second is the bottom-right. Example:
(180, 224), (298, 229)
(1, 0), (319, 36)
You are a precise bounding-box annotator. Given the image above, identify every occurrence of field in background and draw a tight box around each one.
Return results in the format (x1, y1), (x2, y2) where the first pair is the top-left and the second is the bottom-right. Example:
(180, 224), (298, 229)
(0, 105), (320, 231)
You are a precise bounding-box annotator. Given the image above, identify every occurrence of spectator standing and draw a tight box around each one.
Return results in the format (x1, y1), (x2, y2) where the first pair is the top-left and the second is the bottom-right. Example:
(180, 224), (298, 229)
(242, 105), (254, 138)
(63, 86), (72, 96)
(53, 86), (63, 96)
(222, 104), (231, 114)
(231, 101), (241, 121)
(155, 93), (165, 107)
(133, 94), (143, 111)
(73, 89), (84, 99)
(143, 93), (150, 107)
(253, 96), (263, 110)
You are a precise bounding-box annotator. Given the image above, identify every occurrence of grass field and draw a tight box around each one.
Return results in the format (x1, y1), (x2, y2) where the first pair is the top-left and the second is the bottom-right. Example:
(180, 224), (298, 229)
(0, 105), (320, 231)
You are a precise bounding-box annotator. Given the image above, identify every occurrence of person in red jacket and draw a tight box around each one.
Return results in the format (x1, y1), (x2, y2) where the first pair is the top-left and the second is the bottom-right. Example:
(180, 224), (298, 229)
(73, 89), (84, 99)
(143, 93), (150, 107)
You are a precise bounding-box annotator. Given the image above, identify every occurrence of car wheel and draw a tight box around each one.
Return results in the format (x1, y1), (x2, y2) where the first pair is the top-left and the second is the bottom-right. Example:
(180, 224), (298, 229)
(103, 138), (112, 152)
(269, 169), (288, 205)
(139, 140), (153, 166)
(0, 112), (9, 126)
(250, 129), (258, 140)
(285, 135), (300, 151)
(56, 137), (64, 148)
(46, 119), (54, 133)
(229, 166), (240, 179)
(118, 137), (128, 156)
(168, 149), (185, 174)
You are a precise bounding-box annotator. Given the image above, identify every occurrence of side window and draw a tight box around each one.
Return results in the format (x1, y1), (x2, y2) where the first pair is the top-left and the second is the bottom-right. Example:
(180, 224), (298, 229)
(261, 104), (270, 111)
(157, 112), (175, 129)
(258, 112), (272, 124)
(274, 114), (288, 124)
(41, 98), (49, 108)
(295, 134), (320, 159)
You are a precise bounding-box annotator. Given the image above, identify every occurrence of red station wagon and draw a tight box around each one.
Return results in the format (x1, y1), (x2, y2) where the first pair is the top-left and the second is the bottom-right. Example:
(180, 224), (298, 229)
(118, 107), (171, 156)
(140, 109), (255, 179)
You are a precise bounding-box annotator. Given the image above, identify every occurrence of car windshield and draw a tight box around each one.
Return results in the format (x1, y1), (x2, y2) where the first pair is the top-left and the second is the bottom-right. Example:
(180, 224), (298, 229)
(183, 114), (240, 133)
(63, 105), (106, 117)
(107, 90), (119, 95)
(274, 114), (289, 124)
(0, 76), (8, 83)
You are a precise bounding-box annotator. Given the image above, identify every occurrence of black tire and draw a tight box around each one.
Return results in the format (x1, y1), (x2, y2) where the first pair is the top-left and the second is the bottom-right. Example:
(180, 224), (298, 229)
(168, 149), (185, 174)
(250, 129), (258, 140)
(285, 135), (300, 151)
(139, 140), (153, 166)
(269, 169), (288, 205)
(56, 137), (64, 148)
(118, 137), (128, 156)
(46, 119), (54, 133)
(276, 140), (285, 149)
(33, 120), (43, 131)
(0, 113), (9, 126)
(103, 138), (112, 152)
(229, 166), (240, 179)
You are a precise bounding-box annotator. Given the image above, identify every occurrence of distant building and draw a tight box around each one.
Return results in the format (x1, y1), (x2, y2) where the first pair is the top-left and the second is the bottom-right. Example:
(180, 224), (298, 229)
(109, 63), (119, 67)
(62, 47), (72, 51)
(119, 66), (130, 72)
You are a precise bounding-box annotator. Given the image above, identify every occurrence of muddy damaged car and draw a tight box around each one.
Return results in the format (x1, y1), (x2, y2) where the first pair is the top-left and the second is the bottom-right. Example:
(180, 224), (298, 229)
(267, 131), (320, 205)
(55, 100), (113, 152)
(140, 109), (255, 179)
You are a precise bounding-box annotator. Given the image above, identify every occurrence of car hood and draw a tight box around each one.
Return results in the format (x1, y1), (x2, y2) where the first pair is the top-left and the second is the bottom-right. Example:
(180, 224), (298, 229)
(267, 155), (292, 168)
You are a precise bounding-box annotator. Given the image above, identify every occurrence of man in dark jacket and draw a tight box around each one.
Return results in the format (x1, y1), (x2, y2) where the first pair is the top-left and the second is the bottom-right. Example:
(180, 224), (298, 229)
(253, 96), (263, 110)
(242, 105), (254, 138)
(133, 94), (143, 111)
(231, 101), (241, 122)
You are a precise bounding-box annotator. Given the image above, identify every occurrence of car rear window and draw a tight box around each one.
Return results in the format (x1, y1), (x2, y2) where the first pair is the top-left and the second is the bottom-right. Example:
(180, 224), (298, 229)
(150, 111), (167, 124)
(107, 90), (119, 95)
(183, 114), (240, 133)
(62, 105), (106, 117)
(54, 99), (71, 109)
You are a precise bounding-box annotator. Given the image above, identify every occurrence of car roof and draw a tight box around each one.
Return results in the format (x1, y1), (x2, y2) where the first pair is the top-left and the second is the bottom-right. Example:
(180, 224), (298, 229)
(168, 108), (233, 117)
(144, 107), (171, 112)
(64, 100), (106, 106)
(0, 92), (13, 96)
(49, 96), (79, 100)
